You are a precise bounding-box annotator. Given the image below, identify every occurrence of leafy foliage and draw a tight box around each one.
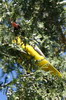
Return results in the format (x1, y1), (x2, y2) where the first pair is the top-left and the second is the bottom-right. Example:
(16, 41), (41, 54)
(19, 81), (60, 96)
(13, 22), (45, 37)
(0, 0), (66, 99)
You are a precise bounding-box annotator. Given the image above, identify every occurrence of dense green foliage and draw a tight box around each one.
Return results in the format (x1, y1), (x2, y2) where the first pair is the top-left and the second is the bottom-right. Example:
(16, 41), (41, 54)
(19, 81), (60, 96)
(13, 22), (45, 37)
(0, 0), (66, 100)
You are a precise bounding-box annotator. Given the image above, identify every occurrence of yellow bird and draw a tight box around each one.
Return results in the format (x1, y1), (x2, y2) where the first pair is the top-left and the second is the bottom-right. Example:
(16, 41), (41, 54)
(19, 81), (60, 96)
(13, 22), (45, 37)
(12, 36), (62, 77)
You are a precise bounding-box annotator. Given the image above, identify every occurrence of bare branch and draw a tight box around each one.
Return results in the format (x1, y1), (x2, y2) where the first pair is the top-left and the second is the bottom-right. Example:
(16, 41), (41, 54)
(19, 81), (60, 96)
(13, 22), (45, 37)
(57, 1), (66, 5)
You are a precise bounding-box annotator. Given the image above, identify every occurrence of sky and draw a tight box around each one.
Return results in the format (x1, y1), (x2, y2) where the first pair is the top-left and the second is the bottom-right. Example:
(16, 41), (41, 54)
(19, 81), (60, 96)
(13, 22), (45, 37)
(0, 67), (17, 100)
(0, 92), (7, 100)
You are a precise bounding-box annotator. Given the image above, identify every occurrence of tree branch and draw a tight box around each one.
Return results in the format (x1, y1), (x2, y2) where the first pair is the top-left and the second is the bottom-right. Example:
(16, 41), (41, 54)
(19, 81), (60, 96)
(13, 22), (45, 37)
(57, 1), (66, 5)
